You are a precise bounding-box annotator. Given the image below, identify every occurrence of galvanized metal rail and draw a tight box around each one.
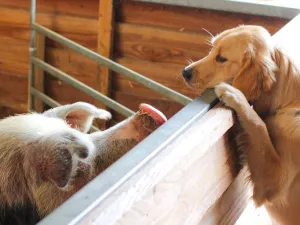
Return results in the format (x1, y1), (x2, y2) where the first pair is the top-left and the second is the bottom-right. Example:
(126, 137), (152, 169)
(31, 87), (99, 132)
(31, 57), (135, 118)
(29, 0), (193, 117)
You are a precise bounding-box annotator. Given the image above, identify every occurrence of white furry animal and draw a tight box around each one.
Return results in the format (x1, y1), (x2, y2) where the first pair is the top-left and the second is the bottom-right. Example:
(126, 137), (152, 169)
(0, 102), (166, 225)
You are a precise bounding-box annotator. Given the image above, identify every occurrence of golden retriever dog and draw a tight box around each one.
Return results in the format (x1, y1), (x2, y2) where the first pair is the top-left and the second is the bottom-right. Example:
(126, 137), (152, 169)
(182, 25), (300, 225)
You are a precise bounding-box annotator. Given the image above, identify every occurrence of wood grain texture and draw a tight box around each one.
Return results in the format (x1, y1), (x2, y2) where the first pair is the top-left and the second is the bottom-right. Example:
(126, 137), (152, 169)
(113, 58), (198, 99)
(0, 72), (28, 111)
(32, 33), (46, 112)
(97, 0), (114, 99)
(115, 23), (210, 64)
(76, 105), (237, 225)
(117, 1), (289, 35)
(0, 6), (98, 48)
(45, 47), (99, 88)
(96, 0), (114, 129)
(0, 42), (29, 76)
(199, 167), (251, 224)
(44, 49), (196, 99)
(0, 0), (99, 18)
(0, 105), (26, 119)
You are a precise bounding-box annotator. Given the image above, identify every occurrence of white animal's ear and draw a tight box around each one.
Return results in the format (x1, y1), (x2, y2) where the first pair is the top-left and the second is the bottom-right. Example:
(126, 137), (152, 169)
(43, 102), (111, 133)
(32, 131), (95, 188)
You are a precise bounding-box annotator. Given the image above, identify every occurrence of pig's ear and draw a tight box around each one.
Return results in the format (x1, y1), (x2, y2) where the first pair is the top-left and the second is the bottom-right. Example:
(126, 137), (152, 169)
(34, 131), (95, 188)
(43, 102), (111, 133)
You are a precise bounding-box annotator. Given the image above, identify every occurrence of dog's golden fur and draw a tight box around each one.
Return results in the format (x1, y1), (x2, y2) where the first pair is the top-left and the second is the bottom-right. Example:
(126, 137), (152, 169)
(183, 25), (300, 225)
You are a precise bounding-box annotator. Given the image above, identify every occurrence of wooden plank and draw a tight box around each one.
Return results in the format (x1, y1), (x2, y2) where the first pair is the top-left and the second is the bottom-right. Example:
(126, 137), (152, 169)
(0, 72), (28, 111)
(199, 168), (251, 224)
(46, 79), (100, 107)
(200, 167), (273, 224)
(45, 47), (98, 87)
(74, 105), (237, 225)
(0, 105), (25, 119)
(0, 6), (98, 48)
(45, 50), (196, 100)
(117, 1), (289, 35)
(97, 0), (114, 100)
(0, 42), (29, 76)
(0, 0), (99, 19)
(113, 58), (198, 99)
(115, 23), (210, 64)
(0, 43), (98, 84)
(32, 33), (46, 112)
(96, 0), (115, 129)
(45, 48), (196, 100)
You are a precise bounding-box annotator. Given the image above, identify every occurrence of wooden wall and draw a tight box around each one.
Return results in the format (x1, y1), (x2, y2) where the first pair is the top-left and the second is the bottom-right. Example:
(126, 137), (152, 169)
(0, 0), (289, 122)
(0, 0), (100, 116)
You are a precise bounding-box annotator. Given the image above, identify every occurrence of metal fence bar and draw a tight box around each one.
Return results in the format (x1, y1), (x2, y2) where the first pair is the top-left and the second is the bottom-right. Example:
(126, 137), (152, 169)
(31, 23), (193, 106)
(28, 0), (36, 110)
(30, 87), (60, 108)
(31, 57), (135, 118)
(31, 87), (100, 132)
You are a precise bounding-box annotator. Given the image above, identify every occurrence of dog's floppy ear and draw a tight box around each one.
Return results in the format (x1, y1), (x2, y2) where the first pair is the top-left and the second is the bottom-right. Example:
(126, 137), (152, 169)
(43, 102), (111, 133)
(232, 44), (277, 100)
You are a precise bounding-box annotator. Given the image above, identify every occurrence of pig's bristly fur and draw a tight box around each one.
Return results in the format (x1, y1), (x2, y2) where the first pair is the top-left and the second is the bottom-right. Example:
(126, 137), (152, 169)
(0, 203), (40, 225)
(0, 102), (165, 224)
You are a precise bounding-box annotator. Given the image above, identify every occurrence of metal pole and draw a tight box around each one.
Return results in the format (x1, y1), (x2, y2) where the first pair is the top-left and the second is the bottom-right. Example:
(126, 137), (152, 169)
(32, 23), (193, 106)
(31, 88), (100, 132)
(31, 87), (60, 108)
(31, 57), (135, 118)
(29, 0), (37, 110)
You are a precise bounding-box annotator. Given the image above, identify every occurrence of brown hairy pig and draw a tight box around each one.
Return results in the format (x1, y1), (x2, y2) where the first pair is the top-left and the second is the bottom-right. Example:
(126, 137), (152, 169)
(0, 102), (167, 225)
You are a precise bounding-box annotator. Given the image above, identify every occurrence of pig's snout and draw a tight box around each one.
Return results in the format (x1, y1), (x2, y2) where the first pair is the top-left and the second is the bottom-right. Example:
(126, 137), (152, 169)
(90, 104), (167, 173)
(131, 103), (167, 142)
(139, 103), (167, 126)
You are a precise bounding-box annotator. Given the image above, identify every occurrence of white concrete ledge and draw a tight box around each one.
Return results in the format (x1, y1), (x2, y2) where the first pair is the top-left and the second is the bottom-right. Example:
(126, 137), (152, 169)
(135, 0), (300, 19)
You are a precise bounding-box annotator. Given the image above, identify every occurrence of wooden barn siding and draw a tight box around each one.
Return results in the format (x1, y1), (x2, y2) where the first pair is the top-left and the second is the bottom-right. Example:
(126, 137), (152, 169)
(0, 0), (289, 121)
(0, 0), (100, 118)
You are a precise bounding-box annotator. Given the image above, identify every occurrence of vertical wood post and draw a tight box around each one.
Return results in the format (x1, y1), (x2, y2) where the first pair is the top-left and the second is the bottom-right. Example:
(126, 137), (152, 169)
(96, 0), (114, 129)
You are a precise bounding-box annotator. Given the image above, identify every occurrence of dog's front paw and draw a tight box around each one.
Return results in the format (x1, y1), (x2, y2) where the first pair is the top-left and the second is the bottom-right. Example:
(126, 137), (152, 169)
(215, 83), (249, 112)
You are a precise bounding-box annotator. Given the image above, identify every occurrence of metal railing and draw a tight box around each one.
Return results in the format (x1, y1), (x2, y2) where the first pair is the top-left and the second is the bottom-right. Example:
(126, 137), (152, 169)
(29, 0), (193, 119)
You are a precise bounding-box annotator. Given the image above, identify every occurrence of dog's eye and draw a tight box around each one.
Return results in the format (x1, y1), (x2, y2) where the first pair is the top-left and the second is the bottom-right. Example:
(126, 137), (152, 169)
(216, 54), (227, 63)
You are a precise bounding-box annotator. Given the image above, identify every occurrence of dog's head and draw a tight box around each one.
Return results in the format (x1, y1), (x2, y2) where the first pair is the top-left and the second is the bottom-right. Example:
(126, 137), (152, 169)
(182, 25), (278, 100)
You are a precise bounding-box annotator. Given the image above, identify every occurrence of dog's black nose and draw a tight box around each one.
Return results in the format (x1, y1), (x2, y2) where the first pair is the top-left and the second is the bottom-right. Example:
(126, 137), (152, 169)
(182, 68), (193, 81)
